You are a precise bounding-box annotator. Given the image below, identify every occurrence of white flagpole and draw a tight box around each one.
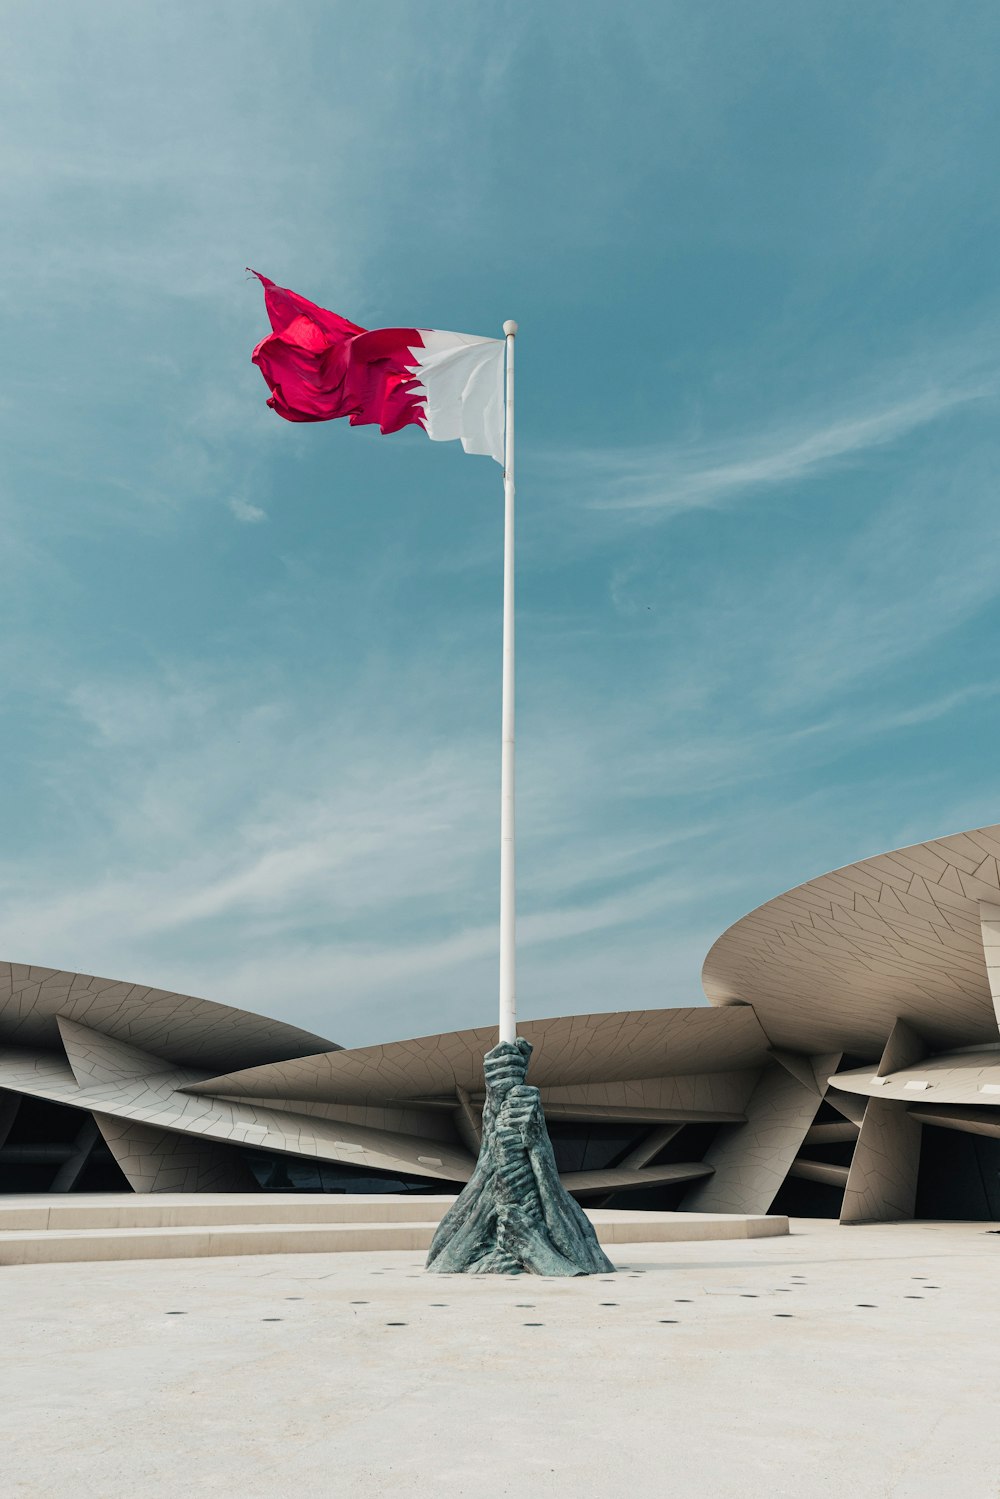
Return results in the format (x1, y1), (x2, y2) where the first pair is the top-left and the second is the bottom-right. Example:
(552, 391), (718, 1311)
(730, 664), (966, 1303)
(498, 319), (517, 1045)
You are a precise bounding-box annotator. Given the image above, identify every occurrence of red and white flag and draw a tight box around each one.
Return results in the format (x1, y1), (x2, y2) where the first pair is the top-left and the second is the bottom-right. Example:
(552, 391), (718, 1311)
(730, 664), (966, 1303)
(249, 271), (504, 464)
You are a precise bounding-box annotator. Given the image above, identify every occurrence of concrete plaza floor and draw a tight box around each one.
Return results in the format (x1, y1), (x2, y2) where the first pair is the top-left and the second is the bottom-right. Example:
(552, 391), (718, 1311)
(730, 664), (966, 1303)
(1, 1217), (998, 1499)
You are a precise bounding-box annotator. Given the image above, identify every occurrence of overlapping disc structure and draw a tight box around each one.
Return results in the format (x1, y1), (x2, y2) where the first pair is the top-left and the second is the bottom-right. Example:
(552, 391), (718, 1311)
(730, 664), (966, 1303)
(3, 821), (1000, 1220)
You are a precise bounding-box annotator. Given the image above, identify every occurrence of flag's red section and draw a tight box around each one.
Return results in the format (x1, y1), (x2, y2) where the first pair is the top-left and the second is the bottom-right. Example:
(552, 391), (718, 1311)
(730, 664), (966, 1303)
(250, 271), (427, 432)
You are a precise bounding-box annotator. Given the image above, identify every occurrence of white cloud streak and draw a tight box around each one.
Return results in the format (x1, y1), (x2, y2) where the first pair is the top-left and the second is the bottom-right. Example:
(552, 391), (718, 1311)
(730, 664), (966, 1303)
(577, 379), (995, 515)
(228, 498), (266, 524)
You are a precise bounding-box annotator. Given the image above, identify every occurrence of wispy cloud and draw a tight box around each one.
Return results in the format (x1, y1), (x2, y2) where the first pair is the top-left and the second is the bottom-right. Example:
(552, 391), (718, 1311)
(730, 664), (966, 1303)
(228, 497), (266, 525)
(575, 378), (995, 514)
(771, 680), (1000, 747)
(0, 651), (737, 1042)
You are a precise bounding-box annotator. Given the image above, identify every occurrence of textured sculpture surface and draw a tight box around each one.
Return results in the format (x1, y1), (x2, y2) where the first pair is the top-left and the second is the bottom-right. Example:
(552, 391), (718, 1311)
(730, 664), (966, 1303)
(426, 1038), (616, 1276)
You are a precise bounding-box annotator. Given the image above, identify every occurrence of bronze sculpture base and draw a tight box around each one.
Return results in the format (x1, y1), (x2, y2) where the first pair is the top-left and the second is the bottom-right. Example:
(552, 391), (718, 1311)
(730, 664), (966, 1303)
(425, 1038), (616, 1276)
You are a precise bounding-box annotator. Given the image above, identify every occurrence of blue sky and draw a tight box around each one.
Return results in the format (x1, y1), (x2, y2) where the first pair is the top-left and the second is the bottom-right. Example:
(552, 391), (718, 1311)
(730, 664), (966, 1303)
(3, 3), (1000, 1046)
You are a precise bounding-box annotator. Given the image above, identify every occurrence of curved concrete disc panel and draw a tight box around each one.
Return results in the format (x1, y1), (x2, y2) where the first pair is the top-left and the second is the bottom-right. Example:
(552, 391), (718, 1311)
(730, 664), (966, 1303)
(831, 1049), (1000, 1106)
(0, 961), (335, 1071)
(187, 1006), (771, 1105)
(0, 1035), (476, 1184)
(703, 824), (1000, 1054)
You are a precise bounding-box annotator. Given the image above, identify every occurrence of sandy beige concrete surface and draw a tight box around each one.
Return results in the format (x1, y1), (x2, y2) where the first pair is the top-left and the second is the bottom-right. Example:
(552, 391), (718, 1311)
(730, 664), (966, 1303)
(2, 1218), (998, 1499)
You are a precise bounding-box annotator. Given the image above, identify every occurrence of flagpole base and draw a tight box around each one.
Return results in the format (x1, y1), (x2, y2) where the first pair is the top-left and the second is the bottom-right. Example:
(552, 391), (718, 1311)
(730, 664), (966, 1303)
(424, 1038), (616, 1277)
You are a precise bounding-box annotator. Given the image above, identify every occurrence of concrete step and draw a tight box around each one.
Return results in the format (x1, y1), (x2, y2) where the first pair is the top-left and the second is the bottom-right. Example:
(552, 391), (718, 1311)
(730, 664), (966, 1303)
(0, 1193), (458, 1233)
(0, 1195), (788, 1264)
(588, 1209), (788, 1244)
(0, 1220), (441, 1264)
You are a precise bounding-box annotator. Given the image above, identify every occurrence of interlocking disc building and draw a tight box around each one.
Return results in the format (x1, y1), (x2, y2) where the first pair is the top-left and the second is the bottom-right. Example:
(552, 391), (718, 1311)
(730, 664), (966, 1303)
(4, 821), (1000, 1221)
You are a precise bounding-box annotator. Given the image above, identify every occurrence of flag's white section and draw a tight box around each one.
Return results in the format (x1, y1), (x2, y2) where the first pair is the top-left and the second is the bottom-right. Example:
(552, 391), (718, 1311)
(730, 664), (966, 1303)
(411, 331), (505, 464)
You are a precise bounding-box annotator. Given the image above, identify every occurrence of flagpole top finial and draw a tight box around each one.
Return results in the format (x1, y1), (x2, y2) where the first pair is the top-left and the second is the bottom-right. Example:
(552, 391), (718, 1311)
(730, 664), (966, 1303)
(503, 320), (518, 337)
